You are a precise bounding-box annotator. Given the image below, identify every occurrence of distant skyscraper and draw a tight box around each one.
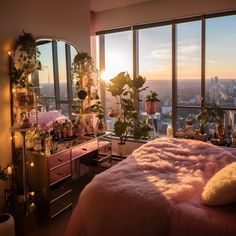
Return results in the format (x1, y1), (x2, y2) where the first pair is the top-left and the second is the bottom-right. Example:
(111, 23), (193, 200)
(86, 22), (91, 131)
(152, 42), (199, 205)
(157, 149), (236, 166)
(210, 76), (220, 104)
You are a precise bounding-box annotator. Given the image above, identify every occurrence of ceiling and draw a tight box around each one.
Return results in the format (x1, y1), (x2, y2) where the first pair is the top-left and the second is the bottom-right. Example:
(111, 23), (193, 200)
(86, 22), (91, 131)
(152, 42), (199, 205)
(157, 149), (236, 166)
(90, 0), (152, 12)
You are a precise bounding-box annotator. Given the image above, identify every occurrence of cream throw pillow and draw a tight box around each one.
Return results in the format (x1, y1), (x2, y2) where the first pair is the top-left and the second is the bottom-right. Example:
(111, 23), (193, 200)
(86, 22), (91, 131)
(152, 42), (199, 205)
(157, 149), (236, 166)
(201, 162), (236, 206)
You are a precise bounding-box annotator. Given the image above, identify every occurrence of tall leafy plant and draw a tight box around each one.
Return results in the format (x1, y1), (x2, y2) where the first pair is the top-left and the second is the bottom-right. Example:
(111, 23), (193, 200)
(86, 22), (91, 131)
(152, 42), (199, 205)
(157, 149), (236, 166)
(107, 72), (149, 144)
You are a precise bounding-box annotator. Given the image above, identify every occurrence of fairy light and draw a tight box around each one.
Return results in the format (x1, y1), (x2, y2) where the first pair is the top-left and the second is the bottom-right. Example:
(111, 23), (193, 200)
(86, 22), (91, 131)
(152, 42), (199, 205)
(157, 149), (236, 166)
(8, 51), (12, 56)
(30, 162), (34, 167)
(29, 191), (35, 196)
(28, 74), (32, 82)
(6, 166), (13, 175)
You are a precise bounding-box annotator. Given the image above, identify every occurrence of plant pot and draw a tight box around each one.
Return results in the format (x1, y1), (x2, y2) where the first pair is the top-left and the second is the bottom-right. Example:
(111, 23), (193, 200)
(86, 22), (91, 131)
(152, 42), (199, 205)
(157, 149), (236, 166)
(145, 101), (158, 114)
(118, 143), (126, 158)
(0, 214), (15, 236)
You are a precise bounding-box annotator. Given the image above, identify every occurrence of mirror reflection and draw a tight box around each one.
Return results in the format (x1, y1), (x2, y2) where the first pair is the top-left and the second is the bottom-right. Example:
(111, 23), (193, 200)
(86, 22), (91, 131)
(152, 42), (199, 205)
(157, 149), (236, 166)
(32, 39), (78, 119)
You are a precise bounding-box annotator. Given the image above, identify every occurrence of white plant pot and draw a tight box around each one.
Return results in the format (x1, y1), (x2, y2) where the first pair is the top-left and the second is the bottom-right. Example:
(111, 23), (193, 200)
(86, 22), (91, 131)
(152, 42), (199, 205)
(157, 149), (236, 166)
(0, 214), (15, 236)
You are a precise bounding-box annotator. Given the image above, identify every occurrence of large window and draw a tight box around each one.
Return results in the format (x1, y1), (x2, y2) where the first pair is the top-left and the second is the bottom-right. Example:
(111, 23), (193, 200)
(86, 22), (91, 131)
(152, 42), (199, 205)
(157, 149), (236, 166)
(139, 26), (172, 135)
(104, 31), (133, 129)
(177, 21), (201, 106)
(97, 12), (236, 135)
(206, 15), (236, 108)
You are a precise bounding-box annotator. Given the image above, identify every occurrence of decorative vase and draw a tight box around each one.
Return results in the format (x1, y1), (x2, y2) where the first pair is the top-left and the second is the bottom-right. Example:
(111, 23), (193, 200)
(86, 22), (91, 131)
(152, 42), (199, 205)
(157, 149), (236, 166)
(145, 101), (158, 114)
(0, 214), (15, 236)
(96, 119), (106, 135)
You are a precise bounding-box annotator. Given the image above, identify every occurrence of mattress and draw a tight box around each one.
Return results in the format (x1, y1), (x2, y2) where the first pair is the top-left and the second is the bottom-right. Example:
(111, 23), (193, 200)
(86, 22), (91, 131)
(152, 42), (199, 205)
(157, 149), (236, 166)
(65, 138), (236, 236)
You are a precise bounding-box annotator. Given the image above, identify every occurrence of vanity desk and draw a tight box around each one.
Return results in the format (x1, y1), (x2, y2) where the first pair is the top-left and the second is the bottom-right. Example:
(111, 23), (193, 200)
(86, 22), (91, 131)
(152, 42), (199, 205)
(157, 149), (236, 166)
(27, 133), (111, 220)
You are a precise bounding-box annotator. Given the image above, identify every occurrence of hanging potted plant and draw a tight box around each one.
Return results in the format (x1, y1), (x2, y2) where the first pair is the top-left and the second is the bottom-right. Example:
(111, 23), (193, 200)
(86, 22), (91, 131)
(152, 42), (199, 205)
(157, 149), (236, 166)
(71, 51), (98, 113)
(9, 31), (41, 128)
(145, 90), (160, 114)
(10, 31), (41, 87)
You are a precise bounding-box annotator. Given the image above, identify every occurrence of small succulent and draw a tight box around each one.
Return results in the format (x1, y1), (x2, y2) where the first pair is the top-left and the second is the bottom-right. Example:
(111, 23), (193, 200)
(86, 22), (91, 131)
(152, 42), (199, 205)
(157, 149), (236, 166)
(145, 90), (160, 102)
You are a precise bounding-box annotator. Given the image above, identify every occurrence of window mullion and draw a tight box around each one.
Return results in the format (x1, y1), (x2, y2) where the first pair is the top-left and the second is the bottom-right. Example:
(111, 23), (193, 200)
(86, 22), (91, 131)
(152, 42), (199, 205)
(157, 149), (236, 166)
(201, 17), (206, 109)
(52, 40), (60, 110)
(172, 24), (177, 137)
(99, 35), (106, 119)
(133, 29), (139, 112)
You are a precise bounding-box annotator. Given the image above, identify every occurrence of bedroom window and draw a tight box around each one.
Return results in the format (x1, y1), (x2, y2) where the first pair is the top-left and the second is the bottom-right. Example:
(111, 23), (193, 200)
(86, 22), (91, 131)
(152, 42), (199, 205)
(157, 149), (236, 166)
(96, 11), (236, 136)
(206, 15), (236, 129)
(176, 21), (202, 132)
(139, 26), (172, 135)
(103, 31), (133, 129)
(176, 21), (201, 106)
(206, 15), (236, 108)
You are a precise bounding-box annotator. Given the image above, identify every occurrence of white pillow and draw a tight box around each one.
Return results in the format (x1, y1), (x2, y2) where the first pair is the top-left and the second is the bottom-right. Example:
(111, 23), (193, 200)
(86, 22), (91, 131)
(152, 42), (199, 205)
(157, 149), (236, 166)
(201, 162), (236, 206)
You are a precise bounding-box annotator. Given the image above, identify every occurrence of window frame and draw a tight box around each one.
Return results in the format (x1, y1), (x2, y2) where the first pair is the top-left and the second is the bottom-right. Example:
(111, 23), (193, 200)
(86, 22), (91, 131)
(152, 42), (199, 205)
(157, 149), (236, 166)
(96, 10), (236, 136)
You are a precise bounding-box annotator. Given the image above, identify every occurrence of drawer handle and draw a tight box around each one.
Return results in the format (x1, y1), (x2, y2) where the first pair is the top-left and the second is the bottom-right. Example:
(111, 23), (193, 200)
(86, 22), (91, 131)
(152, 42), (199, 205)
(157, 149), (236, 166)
(82, 148), (87, 151)
(57, 158), (64, 162)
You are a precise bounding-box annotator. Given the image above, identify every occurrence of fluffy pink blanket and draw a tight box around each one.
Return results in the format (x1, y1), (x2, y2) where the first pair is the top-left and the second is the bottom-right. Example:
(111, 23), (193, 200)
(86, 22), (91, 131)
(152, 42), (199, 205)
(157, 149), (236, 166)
(65, 138), (236, 236)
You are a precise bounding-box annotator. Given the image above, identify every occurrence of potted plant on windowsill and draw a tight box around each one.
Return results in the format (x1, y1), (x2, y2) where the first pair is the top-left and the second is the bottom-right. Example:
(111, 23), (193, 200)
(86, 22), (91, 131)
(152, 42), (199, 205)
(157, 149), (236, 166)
(196, 103), (225, 138)
(106, 72), (149, 157)
(145, 90), (160, 114)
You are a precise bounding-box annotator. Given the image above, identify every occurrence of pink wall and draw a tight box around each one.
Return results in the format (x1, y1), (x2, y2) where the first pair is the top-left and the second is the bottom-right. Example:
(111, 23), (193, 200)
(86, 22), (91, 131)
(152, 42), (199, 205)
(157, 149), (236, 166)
(94, 0), (236, 31)
(0, 0), (91, 207)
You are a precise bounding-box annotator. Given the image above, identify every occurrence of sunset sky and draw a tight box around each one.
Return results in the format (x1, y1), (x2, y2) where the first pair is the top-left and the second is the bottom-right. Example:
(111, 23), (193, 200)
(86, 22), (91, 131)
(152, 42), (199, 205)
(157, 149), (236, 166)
(38, 14), (236, 84)
(104, 14), (236, 81)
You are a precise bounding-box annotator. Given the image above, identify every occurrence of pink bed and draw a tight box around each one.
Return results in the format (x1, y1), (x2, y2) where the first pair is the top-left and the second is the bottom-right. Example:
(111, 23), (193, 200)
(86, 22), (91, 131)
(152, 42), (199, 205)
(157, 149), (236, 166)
(65, 138), (236, 236)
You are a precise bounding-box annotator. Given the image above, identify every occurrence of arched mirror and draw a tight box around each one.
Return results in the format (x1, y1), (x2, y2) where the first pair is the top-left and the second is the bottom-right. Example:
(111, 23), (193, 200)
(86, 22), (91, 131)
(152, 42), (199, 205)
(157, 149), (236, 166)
(33, 39), (78, 119)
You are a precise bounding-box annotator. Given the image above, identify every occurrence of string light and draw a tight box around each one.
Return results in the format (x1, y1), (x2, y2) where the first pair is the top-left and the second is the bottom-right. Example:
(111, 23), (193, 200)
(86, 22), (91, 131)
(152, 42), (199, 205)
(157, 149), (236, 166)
(30, 162), (34, 167)
(29, 191), (35, 196)
(28, 74), (32, 82)
(6, 166), (13, 175)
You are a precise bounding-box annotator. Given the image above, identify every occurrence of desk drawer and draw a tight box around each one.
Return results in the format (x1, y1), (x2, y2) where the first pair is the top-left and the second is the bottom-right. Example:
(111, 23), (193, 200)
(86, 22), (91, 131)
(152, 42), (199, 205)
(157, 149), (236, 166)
(50, 190), (72, 218)
(50, 179), (72, 201)
(50, 163), (71, 184)
(71, 140), (98, 159)
(49, 150), (70, 169)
